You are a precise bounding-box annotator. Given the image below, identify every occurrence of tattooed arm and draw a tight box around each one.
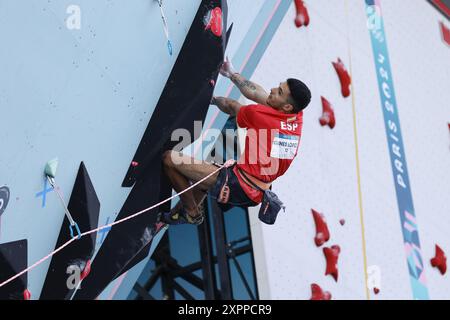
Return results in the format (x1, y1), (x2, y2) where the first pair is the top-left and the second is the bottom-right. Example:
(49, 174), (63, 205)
(220, 57), (269, 105)
(229, 73), (269, 105)
(211, 96), (242, 117)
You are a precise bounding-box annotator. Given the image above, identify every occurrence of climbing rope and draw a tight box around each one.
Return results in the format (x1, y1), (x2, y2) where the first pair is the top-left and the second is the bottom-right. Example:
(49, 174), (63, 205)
(0, 159), (235, 289)
(47, 176), (81, 239)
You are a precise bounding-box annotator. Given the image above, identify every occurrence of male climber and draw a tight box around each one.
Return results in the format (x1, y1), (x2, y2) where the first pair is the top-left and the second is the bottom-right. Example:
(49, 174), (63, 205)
(158, 58), (311, 225)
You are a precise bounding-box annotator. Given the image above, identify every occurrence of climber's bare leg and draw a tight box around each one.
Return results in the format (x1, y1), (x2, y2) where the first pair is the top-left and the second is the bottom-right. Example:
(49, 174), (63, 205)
(162, 150), (219, 218)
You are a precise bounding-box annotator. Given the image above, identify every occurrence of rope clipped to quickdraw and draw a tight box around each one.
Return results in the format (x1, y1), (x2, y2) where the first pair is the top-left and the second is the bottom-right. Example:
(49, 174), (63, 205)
(156, 0), (173, 56)
(44, 158), (82, 239)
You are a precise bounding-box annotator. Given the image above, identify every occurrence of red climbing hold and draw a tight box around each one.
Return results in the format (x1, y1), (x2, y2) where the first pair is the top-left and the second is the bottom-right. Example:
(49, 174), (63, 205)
(23, 289), (31, 300)
(131, 161), (139, 167)
(204, 7), (223, 37)
(80, 259), (92, 281)
(319, 96), (336, 129)
(373, 287), (380, 295)
(210, 79), (216, 87)
(323, 245), (341, 282)
(430, 244), (447, 275)
(339, 219), (345, 226)
(294, 0), (310, 28)
(310, 284), (331, 300)
(440, 22), (450, 47)
(332, 58), (351, 98)
(312, 209), (330, 247)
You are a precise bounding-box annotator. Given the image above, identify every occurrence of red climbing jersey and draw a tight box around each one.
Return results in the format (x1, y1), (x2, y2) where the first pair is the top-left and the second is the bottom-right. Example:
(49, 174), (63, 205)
(234, 104), (303, 203)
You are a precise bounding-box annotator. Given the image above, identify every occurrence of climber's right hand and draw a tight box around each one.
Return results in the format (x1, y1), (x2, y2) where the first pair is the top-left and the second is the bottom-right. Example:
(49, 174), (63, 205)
(219, 56), (236, 79)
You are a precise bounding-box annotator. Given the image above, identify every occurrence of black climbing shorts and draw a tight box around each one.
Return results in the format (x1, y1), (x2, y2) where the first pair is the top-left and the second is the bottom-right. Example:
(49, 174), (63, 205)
(209, 164), (259, 211)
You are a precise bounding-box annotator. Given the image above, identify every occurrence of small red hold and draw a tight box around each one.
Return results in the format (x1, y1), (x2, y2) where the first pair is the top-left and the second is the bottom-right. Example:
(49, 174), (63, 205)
(310, 284), (331, 300)
(204, 7), (223, 37)
(430, 244), (447, 275)
(294, 0), (310, 28)
(80, 260), (92, 281)
(332, 58), (352, 98)
(319, 96), (336, 129)
(23, 289), (31, 300)
(339, 219), (345, 226)
(373, 287), (380, 295)
(440, 22), (450, 47)
(323, 245), (341, 282)
(311, 209), (330, 247)
(209, 79), (215, 87)
(131, 161), (139, 167)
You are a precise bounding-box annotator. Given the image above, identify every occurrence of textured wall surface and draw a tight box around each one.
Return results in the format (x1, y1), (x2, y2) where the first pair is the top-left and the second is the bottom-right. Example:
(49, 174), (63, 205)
(0, 0), (266, 299)
(1, 0), (449, 300)
(249, 0), (450, 300)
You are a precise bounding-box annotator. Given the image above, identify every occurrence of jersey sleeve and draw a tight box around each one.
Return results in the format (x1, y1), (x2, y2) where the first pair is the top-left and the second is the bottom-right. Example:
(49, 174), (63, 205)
(237, 105), (257, 128)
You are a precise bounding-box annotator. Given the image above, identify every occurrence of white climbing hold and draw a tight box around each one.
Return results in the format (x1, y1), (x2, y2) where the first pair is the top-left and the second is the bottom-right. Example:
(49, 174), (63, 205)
(45, 158), (59, 178)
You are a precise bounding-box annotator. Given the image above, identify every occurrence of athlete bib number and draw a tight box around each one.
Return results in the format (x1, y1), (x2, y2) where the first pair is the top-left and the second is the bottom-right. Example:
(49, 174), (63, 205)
(270, 134), (299, 159)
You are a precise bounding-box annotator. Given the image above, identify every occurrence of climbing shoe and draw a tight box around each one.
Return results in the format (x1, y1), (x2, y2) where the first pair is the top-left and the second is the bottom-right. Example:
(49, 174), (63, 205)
(158, 207), (204, 226)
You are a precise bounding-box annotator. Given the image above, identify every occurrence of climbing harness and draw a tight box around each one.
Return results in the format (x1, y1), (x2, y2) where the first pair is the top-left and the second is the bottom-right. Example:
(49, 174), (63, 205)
(238, 168), (285, 225)
(217, 170), (230, 204)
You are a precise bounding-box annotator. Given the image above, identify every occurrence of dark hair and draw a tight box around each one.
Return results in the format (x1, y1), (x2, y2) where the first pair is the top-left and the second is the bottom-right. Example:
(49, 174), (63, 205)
(287, 78), (311, 113)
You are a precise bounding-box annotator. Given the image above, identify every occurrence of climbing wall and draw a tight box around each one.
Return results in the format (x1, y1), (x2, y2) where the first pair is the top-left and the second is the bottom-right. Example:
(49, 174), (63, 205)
(0, 0), (267, 299)
(248, 0), (450, 300)
(0, 0), (202, 299)
(1, 0), (449, 301)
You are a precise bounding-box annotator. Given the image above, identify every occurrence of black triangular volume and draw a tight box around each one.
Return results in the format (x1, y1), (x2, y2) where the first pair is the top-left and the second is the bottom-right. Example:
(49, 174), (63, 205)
(73, 160), (163, 300)
(39, 162), (100, 300)
(112, 172), (172, 280)
(113, 242), (152, 281)
(122, 0), (232, 188)
(0, 239), (28, 300)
